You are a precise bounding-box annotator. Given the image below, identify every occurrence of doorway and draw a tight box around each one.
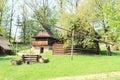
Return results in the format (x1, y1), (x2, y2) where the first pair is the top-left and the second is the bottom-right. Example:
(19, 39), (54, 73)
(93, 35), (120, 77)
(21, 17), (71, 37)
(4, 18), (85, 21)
(40, 47), (44, 53)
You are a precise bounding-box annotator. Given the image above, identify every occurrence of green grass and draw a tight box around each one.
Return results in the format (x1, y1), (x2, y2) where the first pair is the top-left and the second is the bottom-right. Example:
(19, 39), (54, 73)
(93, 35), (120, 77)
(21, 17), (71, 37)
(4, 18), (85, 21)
(0, 50), (120, 80)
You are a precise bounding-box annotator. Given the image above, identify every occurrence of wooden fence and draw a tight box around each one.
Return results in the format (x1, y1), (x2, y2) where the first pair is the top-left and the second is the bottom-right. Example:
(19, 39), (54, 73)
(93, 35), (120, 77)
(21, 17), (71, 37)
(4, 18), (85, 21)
(52, 42), (98, 55)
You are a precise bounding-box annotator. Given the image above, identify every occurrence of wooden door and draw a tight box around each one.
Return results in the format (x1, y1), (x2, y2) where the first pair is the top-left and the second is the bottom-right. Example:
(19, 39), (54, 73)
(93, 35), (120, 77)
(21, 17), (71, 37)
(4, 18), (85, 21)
(40, 47), (44, 53)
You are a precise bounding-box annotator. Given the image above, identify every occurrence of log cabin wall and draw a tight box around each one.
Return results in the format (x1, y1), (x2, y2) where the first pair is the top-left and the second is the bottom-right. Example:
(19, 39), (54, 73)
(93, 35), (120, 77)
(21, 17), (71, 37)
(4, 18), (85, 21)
(32, 38), (48, 46)
(52, 41), (98, 55)
(52, 41), (67, 55)
(32, 38), (50, 54)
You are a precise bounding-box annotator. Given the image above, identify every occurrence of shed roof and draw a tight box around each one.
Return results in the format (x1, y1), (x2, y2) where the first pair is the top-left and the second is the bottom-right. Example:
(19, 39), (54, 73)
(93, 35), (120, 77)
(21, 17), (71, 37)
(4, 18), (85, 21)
(0, 43), (11, 50)
(0, 36), (11, 45)
(0, 36), (11, 50)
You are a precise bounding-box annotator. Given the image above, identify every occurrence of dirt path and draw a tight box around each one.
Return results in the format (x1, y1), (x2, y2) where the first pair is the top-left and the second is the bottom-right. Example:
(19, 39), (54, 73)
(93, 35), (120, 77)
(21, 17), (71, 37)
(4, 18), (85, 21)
(48, 71), (120, 80)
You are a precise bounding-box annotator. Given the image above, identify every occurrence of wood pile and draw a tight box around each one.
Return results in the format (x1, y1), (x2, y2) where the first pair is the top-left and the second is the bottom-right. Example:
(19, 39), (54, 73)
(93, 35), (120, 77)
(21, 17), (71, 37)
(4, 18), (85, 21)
(39, 58), (49, 63)
(22, 55), (49, 63)
(11, 60), (22, 65)
(11, 55), (49, 65)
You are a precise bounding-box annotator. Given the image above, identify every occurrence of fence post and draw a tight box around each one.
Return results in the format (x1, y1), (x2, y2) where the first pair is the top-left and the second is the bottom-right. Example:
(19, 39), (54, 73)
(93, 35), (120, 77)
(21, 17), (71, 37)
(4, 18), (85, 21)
(71, 30), (74, 61)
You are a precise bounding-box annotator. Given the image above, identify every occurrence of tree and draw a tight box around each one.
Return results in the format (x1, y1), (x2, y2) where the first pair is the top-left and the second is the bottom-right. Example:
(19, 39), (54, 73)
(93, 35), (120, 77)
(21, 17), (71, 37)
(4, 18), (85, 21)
(101, 0), (120, 52)
(0, 0), (11, 38)
(19, 0), (29, 43)
(0, 26), (7, 37)
(19, 19), (38, 42)
(58, 1), (100, 51)
(26, 0), (57, 30)
(78, 0), (112, 55)
(0, 0), (9, 26)
(8, 0), (18, 42)
(0, 0), (4, 26)
(82, 0), (120, 55)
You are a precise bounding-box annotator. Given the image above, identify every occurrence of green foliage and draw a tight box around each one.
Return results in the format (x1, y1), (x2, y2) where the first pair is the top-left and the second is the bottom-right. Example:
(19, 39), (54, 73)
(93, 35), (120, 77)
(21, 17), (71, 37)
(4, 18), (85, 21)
(10, 44), (16, 55)
(58, 8), (98, 48)
(29, 3), (58, 39)
(33, 5), (57, 29)
(19, 19), (40, 42)
(0, 26), (7, 37)
(101, 0), (120, 45)
(0, 26), (6, 33)
(0, 0), (9, 25)
(80, 0), (120, 47)
(0, 0), (4, 12)
(10, 44), (30, 55)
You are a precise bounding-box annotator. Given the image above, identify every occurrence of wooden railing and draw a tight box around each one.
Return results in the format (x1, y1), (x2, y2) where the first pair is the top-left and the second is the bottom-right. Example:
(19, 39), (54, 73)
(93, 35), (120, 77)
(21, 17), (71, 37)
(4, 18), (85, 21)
(32, 41), (48, 46)
(22, 55), (41, 62)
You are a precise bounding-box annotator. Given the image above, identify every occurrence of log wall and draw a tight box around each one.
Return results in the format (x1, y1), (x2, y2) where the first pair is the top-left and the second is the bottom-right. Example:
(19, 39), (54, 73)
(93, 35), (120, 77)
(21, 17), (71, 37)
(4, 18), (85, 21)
(52, 42), (98, 55)
(32, 41), (48, 46)
(52, 43), (66, 55)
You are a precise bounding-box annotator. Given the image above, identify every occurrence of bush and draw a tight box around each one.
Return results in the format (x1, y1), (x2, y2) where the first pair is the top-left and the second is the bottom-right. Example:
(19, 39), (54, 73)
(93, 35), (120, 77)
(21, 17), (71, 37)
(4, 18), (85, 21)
(10, 45), (16, 55)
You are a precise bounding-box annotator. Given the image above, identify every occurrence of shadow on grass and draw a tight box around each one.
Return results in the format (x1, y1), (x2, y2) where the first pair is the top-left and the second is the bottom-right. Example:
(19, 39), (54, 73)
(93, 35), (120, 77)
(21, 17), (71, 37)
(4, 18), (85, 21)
(0, 54), (16, 61)
(101, 50), (120, 56)
(73, 50), (120, 56)
(112, 51), (120, 56)
(101, 50), (107, 55)
(75, 53), (101, 56)
(0, 54), (7, 57)
(0, 57), (13, 61)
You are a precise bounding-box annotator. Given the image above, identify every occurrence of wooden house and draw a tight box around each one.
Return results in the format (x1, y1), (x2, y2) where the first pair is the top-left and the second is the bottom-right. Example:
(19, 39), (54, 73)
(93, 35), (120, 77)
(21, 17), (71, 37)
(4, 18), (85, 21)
(0, 35), (11, 54)
(32, 27), (57, 54)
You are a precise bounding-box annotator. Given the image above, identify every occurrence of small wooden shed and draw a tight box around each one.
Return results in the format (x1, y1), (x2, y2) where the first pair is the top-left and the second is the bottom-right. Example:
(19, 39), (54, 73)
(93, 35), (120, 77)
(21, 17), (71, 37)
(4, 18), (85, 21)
(32, 27), (57, 54)
(52, 40), (67, 55)
(0, 35), (11, 54)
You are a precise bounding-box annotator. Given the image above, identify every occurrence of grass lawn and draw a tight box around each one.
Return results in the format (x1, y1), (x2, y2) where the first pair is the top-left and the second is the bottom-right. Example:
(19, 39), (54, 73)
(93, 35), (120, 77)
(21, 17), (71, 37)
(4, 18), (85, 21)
(0, 49), (120, 80)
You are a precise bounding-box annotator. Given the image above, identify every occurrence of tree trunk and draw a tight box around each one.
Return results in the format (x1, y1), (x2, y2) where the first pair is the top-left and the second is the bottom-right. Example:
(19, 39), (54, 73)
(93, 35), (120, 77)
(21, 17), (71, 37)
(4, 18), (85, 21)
(106, 44), (111, 56)
(102, 19), (111, 56)
(9, 17), (13, 42)
(71, 30), (74, 61)
(14, 25), (18, 42)
(9, 0), (14, 42)
(76, 0), (79, 7)
(23, 20), (26, 44)
(95, 41), (101, 55)
(60, 0), (63, 14)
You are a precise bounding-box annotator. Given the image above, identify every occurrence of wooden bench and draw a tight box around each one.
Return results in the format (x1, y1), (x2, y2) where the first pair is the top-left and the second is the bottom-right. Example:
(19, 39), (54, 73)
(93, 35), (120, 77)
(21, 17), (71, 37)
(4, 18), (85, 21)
(22, 55), (42, 62)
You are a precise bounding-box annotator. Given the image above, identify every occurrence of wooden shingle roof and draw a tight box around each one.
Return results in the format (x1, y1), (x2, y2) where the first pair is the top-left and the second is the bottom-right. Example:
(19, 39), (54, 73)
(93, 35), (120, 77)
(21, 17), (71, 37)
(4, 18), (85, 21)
(33, 27), (57, 39)
(0, 36), (11, 50)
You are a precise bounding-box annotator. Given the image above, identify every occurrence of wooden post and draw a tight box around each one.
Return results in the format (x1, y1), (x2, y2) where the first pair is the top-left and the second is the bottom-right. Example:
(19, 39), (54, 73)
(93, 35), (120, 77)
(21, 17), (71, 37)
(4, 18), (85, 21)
(15, 26), (18, 54)
(29, 20), (32, 55)
(106, 44), (111, 56)
(28, 20), (32, 63)
(71, 30), (74, 61)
